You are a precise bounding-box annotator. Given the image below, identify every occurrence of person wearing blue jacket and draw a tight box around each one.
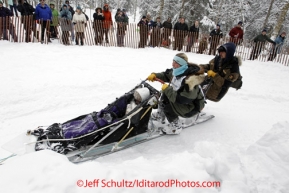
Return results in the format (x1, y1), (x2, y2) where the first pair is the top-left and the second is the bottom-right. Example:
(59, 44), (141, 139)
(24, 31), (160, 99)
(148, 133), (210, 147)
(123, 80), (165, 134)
(35, 0), (52, 43)
(268, 32), (286, 61)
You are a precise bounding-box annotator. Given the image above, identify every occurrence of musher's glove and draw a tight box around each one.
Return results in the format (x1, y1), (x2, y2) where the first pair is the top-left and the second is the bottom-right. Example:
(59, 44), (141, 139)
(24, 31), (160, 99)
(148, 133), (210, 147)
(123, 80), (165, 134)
(147, 73), (156, 82)
(162, 84), (169, 91)
(207, 70), (216, 77)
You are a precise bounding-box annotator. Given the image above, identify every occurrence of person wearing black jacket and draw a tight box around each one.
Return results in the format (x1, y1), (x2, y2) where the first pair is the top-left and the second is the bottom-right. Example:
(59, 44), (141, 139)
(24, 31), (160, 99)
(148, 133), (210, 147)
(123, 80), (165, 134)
(137, 16), (149, 48)
(186, 20), (199, 52)
(161, 17), (172, 47)
(200, 43), (241, 102)
(209, 24), (223, 55)
(17, 0), (35, 42)
(249, 29), (276, 60)
(149, 16), (162, 47)
(173, 17), (188, 51)
(93, 7), (104, 45)
(17, 0), (34, 16)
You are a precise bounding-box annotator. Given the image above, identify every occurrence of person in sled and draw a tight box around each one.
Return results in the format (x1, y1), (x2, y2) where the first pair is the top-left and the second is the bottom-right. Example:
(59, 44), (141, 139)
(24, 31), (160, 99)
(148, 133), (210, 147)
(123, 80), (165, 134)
(147, 53), (205, 135)
(200, 42), (241, 102)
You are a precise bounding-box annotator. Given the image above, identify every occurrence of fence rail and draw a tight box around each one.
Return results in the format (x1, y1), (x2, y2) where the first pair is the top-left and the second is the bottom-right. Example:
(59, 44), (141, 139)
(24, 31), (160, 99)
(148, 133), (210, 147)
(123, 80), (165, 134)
(1, 16), (288, 66)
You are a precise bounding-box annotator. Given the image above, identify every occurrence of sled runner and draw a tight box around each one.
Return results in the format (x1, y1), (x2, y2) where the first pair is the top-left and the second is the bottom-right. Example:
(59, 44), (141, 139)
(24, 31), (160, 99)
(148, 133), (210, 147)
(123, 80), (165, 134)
(2, 82), (214, 164)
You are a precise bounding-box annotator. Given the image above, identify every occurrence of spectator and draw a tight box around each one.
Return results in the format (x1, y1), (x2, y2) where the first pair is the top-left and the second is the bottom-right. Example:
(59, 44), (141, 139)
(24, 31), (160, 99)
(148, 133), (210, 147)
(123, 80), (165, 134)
(35, 0), (52, 43)
(102, 3), (112, 43)
(268, 31), (286, 61)
(229, 21), (244, 45)
(114, 8), (120, 20)
(173, 17), (188, 51)
(186, 20), (199, 52)
(8, 0), (18, 16)
(137, 15), (148, 48)
(0, 0), (17, 42)
(60, 0), (74, 41)
(93, 7), (104, 45)
(59, 4), (72, 45)
(161, 17), (172, 47)
(115, 10), (125, 47)
(49, 1), (58, 39)
(17, 0), (34, 15)
(17, 0), (35, 42)
(122, 8), (129, 32)
(209, 24), (223, 55)
(249, 29), (275, 60)
(61, 0), (74, 16)
(72, 6), (86, 45)
(122, 9), (129, 24)
(150, 16), (162, 47)
(146, 13), (153, 28)
(197, 36), (208, 54)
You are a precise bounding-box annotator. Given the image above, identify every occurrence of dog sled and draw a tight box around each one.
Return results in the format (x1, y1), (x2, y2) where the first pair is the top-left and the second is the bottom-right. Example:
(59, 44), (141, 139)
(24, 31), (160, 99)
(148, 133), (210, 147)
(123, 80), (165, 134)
(2, 81), (214, 164)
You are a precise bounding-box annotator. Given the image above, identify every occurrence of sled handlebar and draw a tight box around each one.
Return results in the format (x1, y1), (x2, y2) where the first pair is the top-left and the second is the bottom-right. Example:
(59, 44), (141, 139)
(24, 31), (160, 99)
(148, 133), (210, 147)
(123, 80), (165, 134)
(154, 78), (165, 84)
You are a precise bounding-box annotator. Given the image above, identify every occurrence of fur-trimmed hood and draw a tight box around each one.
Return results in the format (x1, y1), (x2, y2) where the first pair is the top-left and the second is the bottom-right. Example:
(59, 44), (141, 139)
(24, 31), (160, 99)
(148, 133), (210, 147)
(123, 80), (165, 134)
(185, 74), (205, 91)
(236, 55), (242, 66)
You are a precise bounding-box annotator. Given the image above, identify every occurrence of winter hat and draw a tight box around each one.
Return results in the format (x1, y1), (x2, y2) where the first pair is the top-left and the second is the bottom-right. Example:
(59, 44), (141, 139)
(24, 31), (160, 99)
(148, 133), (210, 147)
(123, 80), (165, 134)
(217, 45), (226, 53)
(173, 53), (189, 76)
(122, 9), (126, 12)
(281, 31), (286, 35)
(142, 16), (146, 19)
(0, 1), (3, 4)
(217, 24), (221, 27)
(63, 4), (67, 7)
(262, 29), (267, 33)
(238, 21), (243, 25)
(117, 8), (121, 12)
(76, 6), (82, 11)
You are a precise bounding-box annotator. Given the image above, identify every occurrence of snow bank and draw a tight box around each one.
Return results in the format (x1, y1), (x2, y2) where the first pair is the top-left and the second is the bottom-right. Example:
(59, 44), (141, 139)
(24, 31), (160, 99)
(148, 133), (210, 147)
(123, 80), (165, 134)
(246, 122), (289, 193)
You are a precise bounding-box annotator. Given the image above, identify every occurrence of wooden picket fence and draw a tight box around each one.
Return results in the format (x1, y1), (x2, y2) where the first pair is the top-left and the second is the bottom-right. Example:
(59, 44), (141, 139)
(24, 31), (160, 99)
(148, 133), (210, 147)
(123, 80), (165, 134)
(1, 16), (288, 66)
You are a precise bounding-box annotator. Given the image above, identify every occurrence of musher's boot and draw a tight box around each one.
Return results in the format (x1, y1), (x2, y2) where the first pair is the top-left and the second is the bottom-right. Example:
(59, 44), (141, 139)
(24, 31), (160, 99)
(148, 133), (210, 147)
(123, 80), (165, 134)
(151, 110), (166, 124)
(162, 118), (183, 135)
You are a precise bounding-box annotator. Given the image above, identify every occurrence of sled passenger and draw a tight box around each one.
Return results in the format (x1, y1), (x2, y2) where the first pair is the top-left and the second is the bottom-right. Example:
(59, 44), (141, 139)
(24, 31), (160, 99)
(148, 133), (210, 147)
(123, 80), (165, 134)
(147, 53), (205, 135)
(200, 42), (241, 102)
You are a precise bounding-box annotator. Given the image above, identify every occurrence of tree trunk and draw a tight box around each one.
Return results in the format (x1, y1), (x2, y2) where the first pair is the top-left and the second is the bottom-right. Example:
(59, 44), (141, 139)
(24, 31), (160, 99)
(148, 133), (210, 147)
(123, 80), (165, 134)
(180, 0), (186, 17)
(263, 0), (275, 29)
(133, 0), (137, 22)
(271, 2), (289, 40)
(216, 0), (224, 24)
(157, 0), (165, 18)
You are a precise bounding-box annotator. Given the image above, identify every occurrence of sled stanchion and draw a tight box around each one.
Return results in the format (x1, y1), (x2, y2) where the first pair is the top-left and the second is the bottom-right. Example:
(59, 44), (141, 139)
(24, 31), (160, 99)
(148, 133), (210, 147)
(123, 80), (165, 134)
(140, 106), (153, 120)
(76, 123), (125, 161)
(112, 106), (153, 151)
(199, 85), (207, 101)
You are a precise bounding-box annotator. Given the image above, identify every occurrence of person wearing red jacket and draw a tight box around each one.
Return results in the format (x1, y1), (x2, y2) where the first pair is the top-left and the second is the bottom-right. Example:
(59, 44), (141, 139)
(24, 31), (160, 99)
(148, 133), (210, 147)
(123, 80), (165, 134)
(102, 3), (112, 43)
(229, 21), (244, 45)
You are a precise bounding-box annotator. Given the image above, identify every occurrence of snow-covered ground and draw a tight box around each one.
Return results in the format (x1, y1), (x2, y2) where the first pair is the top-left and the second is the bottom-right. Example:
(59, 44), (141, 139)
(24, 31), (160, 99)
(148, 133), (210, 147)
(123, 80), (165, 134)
(0, 41), (289, 193)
